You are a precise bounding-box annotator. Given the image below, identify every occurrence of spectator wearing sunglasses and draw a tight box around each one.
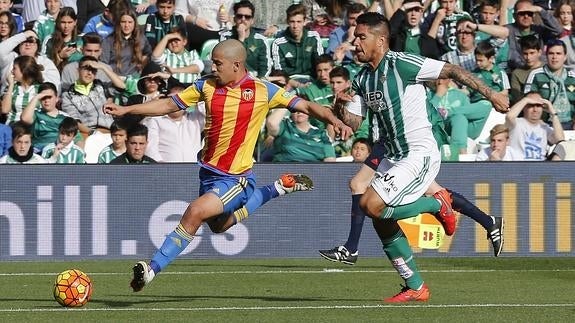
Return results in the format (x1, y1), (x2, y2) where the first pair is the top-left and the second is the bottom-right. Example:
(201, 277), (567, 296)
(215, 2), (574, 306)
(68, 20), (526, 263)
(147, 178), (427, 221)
(220, 0), (271, 78)
(461, 0), (563, 72)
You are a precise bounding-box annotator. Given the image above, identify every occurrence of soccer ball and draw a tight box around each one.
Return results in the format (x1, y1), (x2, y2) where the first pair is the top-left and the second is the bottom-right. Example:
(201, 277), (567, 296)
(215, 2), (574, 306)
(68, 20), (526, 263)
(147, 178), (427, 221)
(53, 269), (93, 307)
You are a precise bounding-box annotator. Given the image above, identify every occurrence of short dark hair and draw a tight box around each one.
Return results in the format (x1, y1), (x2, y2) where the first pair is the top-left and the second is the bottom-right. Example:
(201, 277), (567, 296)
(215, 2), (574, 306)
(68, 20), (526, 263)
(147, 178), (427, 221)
(38, 82), (58, 96)
(329, 66), (350, 81)
(59, 117), (79, 135)
(286, 4), (307, 20)
(157, 0), (176, 5)
(546, 38), (567, 55)
(519, 34), (541, 51)
(474, 40), (496, 58)
(352, 137), (372, 152)
(234, 0), (255, 15)
(348, 2), (367, 14)
(10, 121), (31, 140)
(79, 55), (98, 65)
(110, 119), (130, 134)
(315, 53), (334, 66)
(128, 123), (148, 139)
(82, 32), (103, 46)
(355, 12), (389, 36)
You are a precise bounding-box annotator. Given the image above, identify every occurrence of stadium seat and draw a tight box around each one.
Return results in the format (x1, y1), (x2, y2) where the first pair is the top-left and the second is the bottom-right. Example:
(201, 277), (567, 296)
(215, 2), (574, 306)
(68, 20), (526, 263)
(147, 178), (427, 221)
(199, 39), (220, 60)
(137, 14), (148, 26)
(563, 130), (575, 141)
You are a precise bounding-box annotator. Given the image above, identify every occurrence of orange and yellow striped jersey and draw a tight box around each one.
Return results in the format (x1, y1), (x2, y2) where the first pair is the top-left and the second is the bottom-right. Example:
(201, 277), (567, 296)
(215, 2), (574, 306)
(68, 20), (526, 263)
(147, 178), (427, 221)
(172, 73), (301, 174)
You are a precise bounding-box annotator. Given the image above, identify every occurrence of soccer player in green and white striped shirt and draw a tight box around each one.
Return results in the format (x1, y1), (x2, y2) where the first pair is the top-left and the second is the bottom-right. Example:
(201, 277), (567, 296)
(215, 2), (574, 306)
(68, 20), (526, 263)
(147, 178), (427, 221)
(332, 12), (509, 302)
(42, 117), (85, 164)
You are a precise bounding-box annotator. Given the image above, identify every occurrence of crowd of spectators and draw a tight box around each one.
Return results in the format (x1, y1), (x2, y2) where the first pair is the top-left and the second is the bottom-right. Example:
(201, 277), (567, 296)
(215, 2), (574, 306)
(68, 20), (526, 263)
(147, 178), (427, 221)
(1, 0), (575, 164)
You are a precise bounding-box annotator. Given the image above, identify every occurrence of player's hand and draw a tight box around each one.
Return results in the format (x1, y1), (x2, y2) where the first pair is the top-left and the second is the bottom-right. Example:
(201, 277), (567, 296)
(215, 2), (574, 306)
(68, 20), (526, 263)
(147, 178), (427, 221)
(332, 120), (354, 141)
(490, 149), (502, 161)
(103, 102), (126, 117)
(490, 92), (510, 113)
(195, 17), (212, 30)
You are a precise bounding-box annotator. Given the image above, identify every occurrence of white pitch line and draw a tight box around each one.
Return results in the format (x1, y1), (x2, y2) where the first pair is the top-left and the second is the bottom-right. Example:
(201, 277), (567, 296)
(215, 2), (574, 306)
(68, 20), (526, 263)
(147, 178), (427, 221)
(0, 303), (574, 313)
(0, 268), (574, 276)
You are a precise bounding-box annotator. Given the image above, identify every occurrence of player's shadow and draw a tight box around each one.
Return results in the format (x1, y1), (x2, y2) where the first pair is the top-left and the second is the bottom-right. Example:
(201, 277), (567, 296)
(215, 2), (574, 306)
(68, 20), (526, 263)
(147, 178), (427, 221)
(100, 293), (369, 307)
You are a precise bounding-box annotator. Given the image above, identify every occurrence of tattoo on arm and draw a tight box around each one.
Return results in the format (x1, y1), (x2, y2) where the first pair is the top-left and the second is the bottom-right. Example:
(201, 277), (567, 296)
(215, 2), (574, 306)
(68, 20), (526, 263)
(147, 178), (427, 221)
(333, 100), (363, 132)
(439, 64), (494, 100)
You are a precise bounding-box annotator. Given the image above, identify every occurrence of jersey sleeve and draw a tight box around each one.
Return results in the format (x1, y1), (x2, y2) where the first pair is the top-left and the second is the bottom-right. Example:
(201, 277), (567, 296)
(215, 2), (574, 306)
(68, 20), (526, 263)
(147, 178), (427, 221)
(416, 57), (446, 82)
(265, 81), (301, 111)
(171, 78), (206, 110)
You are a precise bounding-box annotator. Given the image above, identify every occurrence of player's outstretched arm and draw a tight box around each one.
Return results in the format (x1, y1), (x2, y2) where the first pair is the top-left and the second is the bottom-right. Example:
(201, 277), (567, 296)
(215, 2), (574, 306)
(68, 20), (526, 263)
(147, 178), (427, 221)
(439, 63), (510, 113)
(332, 92), (364, 132)
(294, 99), (354, 140)
(103, 98), (180, 117)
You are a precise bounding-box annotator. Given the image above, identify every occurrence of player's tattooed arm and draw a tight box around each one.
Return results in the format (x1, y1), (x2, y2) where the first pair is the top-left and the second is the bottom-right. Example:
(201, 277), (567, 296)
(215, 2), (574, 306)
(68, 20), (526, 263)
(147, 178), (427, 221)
(333, 98), (363, 132)
(438, 63), (509, 113)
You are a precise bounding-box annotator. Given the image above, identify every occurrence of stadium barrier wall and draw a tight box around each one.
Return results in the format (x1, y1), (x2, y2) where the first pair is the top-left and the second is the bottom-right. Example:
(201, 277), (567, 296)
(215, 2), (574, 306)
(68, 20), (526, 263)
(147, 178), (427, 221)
(0, 163), (573, 260)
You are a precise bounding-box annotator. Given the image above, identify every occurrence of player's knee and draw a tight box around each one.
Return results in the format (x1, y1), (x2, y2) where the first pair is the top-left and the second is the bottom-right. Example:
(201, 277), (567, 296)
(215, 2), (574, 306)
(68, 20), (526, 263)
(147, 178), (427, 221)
(359, 194), (382, 219)
(349, 177), (369, 194)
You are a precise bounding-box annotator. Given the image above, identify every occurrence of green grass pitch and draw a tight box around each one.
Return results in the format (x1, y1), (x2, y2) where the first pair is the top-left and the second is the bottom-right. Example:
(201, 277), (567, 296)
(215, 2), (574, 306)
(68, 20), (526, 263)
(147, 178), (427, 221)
(0, 258), (573, 322)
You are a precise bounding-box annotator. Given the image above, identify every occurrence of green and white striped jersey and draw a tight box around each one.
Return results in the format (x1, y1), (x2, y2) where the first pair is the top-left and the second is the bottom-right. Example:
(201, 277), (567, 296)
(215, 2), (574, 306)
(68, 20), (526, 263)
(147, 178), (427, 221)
(6, 84), (39, 124)
(350, 51), (445, 161)
(42, 142), (85, 164)
(98, 145), (123, 164)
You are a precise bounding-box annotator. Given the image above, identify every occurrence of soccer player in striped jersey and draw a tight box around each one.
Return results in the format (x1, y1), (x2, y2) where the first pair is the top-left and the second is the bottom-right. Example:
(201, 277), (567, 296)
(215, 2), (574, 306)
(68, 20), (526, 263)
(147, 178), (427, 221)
(103, 39), (353, 292)
(331, 12), (508, 302)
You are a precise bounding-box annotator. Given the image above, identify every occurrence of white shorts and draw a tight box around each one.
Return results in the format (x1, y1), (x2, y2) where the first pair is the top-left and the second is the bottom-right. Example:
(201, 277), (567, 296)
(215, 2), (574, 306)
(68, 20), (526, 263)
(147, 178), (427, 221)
(370, 153), (440, 207)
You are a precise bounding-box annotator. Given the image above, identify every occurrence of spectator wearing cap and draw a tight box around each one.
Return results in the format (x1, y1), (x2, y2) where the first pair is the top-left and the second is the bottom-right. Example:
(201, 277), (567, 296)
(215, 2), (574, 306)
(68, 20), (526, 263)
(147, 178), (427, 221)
(524, 38), (575, 130)
(476, 124), (523, 161)
(389, 0), (440, 59)
(127, 62), (169, 106)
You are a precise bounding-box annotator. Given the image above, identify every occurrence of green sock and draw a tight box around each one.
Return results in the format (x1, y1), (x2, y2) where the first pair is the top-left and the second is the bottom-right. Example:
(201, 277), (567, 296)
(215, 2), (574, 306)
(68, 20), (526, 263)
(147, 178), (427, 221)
(381, 196), (440, 220)
(382, 230), (424, 290)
